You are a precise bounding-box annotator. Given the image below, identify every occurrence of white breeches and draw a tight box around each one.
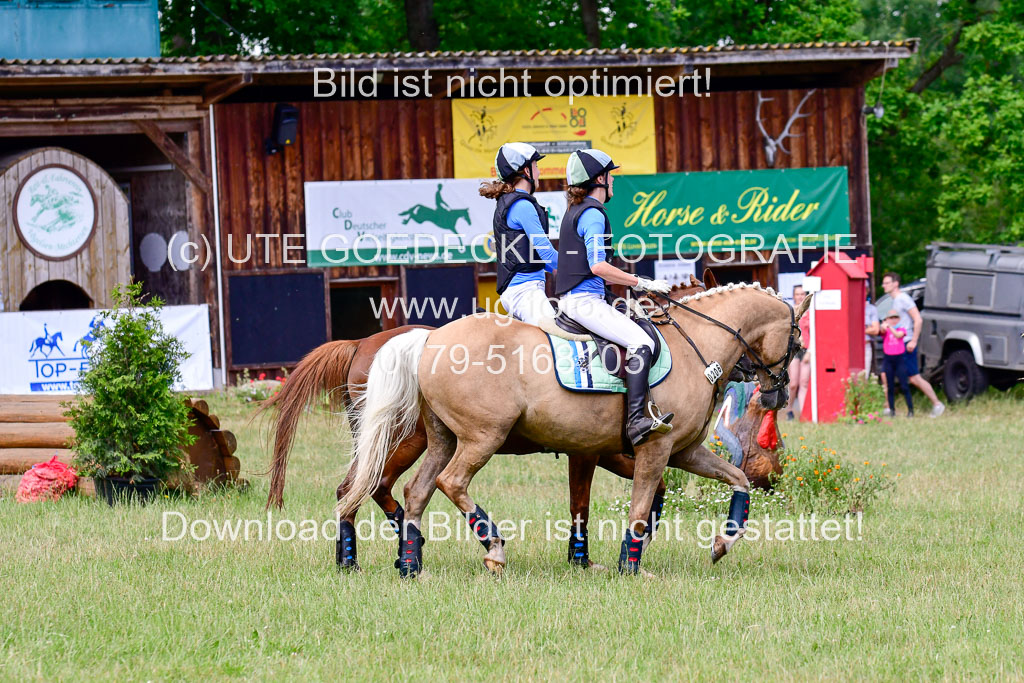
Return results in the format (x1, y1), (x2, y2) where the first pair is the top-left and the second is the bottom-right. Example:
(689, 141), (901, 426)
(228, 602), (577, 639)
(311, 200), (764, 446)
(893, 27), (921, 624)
(559, 292), (654, 353)
(500, 280), (557, 325)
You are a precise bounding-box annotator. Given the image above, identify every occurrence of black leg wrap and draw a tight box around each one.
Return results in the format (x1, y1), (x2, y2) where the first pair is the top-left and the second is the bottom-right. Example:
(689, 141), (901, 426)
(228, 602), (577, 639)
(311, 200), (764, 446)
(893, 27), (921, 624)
(568, 524), (590, 567)
(647, 494), (665, 538)
(336, 520), (359, 571)
(466, 505), (502, 550)
(394, 522), (425, 578)
(385, 504), (405, 537)
(725, 490), (750, 537)
(617, 525), (646, 574)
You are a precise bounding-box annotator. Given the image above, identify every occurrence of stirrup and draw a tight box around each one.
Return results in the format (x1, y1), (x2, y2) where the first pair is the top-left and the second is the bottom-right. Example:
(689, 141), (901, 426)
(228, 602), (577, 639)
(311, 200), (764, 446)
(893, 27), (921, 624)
(648, 401), (674, 435)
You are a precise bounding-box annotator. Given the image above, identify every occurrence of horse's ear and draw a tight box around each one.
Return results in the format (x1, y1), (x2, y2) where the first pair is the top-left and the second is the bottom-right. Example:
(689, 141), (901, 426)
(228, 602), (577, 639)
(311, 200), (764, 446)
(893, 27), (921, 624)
(795, 292), (813, 320)
(702, 268), (718, 289)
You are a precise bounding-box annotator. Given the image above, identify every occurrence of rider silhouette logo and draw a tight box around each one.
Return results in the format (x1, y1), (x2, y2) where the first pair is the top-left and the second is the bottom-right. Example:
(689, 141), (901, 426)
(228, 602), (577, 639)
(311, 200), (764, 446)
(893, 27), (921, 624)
(397, 183), (472, 235)
(28, 324), (65, 358)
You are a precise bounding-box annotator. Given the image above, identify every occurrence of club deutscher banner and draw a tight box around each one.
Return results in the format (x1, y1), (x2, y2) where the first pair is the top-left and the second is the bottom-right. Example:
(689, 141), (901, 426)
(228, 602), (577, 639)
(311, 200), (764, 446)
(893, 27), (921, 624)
(452, 96), (656, 180)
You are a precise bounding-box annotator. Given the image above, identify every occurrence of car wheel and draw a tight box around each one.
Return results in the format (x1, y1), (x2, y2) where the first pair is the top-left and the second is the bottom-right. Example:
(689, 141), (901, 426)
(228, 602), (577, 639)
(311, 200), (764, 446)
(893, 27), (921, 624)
(943, 349), (986, 401)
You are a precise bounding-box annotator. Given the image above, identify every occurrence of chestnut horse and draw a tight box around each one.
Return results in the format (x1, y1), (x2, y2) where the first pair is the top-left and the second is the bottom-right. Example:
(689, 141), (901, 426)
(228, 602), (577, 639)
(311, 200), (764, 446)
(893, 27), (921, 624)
(340, 283), (808, 576)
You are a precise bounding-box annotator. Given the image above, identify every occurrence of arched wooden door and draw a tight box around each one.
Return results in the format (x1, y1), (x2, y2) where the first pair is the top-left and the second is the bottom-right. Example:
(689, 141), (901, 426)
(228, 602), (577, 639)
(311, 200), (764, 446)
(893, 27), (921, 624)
(0, 147), (130, 311)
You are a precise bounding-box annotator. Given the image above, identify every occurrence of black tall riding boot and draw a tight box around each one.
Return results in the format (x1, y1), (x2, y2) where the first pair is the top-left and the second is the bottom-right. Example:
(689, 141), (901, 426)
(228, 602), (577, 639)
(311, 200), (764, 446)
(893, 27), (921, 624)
(625, 346), (674, 447)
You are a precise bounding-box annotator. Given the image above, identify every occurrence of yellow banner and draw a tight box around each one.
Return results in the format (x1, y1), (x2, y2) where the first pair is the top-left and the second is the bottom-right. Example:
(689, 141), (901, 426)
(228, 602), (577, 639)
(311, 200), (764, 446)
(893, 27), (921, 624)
(452, 96), (656, 180)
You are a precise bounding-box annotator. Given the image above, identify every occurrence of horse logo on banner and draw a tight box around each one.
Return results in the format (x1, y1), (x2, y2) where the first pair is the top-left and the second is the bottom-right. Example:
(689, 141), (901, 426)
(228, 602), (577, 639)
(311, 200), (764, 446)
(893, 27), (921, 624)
(398, 183), (472, 234)
(28, 325), (64, 358)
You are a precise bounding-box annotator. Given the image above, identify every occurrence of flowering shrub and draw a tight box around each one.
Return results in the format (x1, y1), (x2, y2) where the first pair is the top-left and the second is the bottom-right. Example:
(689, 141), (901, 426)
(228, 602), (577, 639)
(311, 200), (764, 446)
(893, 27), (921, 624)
(778, 439), (897, 514)
(603, 436), (896, 518)
(230, 369), (288, 403)
(838, 374), (887, 424)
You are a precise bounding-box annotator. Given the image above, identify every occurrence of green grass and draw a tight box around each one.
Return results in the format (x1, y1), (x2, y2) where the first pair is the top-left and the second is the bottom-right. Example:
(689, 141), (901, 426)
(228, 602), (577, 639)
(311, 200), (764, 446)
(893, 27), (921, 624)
(2, 392), (1023, 680)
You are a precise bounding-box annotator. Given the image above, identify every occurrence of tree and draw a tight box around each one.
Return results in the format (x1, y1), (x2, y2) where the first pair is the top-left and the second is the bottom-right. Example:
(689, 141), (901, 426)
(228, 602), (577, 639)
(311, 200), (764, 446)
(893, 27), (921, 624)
(862, 0), (1024, 279)
(406, 0), (440, 50)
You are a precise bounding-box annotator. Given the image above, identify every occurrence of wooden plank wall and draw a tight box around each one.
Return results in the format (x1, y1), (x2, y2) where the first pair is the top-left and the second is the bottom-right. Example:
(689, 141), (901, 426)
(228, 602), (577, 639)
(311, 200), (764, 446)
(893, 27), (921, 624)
(0, 147), (131, 311)
(211, 87), (867, 277)
(214, 99), (455, 282)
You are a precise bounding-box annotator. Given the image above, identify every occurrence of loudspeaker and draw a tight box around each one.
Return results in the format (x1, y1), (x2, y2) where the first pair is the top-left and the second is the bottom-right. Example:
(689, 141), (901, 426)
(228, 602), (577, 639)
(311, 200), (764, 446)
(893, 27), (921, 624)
(265, 103), (299, 154)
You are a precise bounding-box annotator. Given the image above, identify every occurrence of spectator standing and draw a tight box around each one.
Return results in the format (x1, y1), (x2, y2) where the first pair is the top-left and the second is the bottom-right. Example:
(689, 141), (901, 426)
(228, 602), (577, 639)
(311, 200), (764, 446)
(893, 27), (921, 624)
(864, 297), (879, 375)
(881, 272), (946, 417)
(881, 311), (914, 416)
(786, 284), (811, 420)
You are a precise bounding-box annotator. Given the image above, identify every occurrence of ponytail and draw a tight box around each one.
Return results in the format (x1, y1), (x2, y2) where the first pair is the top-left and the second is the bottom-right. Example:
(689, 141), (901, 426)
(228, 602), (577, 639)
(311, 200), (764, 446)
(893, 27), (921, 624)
(566, 185), (589, 206)
(479, 179), (517, 199)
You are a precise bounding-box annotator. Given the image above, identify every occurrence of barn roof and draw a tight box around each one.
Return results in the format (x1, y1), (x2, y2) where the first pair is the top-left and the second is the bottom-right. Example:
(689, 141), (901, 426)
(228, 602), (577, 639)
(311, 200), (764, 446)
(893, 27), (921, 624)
(0, 40), (917, 100)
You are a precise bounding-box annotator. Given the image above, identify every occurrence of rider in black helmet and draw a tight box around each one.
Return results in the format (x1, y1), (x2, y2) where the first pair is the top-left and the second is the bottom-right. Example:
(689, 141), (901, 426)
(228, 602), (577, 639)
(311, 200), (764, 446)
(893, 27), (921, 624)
(555, 148), (674, 447)
(479, 142), (558, 324)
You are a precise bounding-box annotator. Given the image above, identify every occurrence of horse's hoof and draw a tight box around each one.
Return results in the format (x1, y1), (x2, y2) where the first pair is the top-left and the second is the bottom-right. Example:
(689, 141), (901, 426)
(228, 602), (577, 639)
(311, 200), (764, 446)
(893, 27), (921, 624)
(711, 529), (745, 564)
(639, 567), (656, 579)
(711, 536), (728, 564)
(337, 560), (361, 573)
(483, 558), (505, 575)
(587, 560), (607, 571)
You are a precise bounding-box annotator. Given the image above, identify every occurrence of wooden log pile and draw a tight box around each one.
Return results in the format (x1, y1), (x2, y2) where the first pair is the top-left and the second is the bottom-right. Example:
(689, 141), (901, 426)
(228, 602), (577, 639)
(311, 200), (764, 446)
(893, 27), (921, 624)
(0, 395), (241, 497)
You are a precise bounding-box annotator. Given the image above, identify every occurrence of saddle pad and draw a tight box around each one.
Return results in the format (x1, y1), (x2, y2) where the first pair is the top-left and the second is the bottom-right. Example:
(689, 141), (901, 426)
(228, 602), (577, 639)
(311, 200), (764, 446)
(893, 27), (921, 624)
(545, 328), (672, 394)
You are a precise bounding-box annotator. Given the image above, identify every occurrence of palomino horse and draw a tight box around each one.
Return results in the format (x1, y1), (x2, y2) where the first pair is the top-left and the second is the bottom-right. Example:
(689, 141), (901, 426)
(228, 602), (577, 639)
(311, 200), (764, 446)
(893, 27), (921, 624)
(339, 283), (809, 576)
(262, 278), (720, 570)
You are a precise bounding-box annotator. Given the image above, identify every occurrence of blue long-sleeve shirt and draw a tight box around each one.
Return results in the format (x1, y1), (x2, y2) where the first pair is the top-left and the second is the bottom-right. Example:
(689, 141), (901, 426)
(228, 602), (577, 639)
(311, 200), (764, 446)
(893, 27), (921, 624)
(567, 207), (608, 297)
(506, 190), (559, 288)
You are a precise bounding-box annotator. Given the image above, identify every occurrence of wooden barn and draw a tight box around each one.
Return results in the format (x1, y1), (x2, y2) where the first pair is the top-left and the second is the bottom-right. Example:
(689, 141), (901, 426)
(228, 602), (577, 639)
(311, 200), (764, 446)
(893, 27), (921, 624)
(0, 41), (916, 383)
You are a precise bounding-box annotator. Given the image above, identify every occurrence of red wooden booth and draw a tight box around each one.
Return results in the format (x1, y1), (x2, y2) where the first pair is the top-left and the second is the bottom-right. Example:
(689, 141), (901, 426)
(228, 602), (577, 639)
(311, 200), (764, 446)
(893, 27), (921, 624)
(802, 253), (873, 422)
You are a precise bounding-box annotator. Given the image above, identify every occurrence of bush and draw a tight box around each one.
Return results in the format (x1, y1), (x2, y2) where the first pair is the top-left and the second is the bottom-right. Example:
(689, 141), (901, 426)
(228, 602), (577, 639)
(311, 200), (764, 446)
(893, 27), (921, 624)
(604, 436), (896, 518)
(65, 282), (195, 481)
(839, 373), (887, 423)
(777, 439), (897, 514)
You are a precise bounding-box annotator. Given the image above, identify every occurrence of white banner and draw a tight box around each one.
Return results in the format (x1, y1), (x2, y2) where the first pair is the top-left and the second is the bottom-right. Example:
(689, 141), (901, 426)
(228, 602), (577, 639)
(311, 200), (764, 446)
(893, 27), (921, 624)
(305, 179), (565, 266)
(654, 258), (696, 287)
(0, 305), (213, 394)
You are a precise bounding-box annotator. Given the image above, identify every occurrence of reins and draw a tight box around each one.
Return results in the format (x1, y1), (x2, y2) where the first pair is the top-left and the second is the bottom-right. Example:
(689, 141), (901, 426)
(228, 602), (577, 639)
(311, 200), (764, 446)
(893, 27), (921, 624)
(647, 289), (799, 393)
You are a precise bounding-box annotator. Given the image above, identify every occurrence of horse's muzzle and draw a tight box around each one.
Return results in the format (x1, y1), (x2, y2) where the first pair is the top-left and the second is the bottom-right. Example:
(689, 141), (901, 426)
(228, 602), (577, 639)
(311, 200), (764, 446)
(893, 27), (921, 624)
(759, 386), (788, 411)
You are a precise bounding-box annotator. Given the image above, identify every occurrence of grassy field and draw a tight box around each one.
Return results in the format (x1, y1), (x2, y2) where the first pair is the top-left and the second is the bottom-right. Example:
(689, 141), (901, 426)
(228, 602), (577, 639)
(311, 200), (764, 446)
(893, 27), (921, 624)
(2, 391), (1023, 680)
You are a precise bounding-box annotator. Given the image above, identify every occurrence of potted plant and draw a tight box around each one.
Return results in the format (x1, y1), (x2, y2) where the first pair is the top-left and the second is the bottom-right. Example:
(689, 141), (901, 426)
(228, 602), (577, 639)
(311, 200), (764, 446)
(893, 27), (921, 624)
(65, 282), (196, 505)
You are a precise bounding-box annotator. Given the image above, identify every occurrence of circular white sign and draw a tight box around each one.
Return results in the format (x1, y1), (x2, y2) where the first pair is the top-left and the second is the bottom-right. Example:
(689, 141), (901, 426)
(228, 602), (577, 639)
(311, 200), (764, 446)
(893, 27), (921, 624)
(14, 165), (96, 260)
(139, 232), (168, 272)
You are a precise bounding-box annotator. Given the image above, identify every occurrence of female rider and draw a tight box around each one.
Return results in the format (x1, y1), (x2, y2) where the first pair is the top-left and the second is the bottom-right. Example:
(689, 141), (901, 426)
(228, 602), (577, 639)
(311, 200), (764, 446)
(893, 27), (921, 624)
(479, 142), (558, 325)
(555, 148), (674, 447)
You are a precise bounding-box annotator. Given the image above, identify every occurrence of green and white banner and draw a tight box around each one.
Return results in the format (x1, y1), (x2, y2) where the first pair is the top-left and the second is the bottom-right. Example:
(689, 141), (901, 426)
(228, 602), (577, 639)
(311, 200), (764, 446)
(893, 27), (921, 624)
(606, 167), (851, 255)
(305, 167), (851, 266)
(305, 179), (568, 266)
(305, 178), (493, 266)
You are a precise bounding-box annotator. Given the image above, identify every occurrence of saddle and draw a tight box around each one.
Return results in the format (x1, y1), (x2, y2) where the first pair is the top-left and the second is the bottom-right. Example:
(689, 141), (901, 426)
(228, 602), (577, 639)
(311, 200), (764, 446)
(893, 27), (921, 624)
(552, 307), (662, 381)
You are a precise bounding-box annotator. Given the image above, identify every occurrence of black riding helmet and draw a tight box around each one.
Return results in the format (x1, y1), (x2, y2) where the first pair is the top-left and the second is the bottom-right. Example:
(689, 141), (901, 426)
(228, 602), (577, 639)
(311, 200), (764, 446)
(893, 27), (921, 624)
(566, 148), (620, 193)
(495, 142), (545, 194)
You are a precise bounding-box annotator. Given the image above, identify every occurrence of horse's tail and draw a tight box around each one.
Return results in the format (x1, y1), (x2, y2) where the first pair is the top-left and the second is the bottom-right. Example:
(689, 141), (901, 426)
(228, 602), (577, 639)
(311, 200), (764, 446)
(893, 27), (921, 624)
(335, 328), (430, 519)
(257, 340), (360, 509)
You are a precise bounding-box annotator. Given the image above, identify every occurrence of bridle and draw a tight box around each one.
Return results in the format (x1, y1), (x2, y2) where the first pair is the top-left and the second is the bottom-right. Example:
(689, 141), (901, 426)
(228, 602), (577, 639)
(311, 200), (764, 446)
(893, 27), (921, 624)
(647, 290), (801, 396)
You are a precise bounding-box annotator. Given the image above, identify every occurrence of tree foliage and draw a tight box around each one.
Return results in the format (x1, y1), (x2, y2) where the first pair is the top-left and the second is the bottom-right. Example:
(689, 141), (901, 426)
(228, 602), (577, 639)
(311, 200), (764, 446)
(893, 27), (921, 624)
(66, 283), (195, 481)
(160, 0), (1024, 281)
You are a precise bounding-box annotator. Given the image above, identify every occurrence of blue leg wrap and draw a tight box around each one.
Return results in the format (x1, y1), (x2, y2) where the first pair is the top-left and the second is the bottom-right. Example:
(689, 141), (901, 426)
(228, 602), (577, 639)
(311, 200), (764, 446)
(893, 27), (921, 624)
(647, 494), (665, 538)
(725, 490), (750, 537)
(336, 520), (358, 571)
(466, 505), (502, 550)
(568, 524), (589, 567)
(385, 504), (405, 536)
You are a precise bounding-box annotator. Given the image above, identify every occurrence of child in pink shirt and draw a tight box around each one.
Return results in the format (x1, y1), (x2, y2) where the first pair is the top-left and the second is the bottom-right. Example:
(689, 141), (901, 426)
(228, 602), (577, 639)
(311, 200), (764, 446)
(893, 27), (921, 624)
(881, 312), (913, 416)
